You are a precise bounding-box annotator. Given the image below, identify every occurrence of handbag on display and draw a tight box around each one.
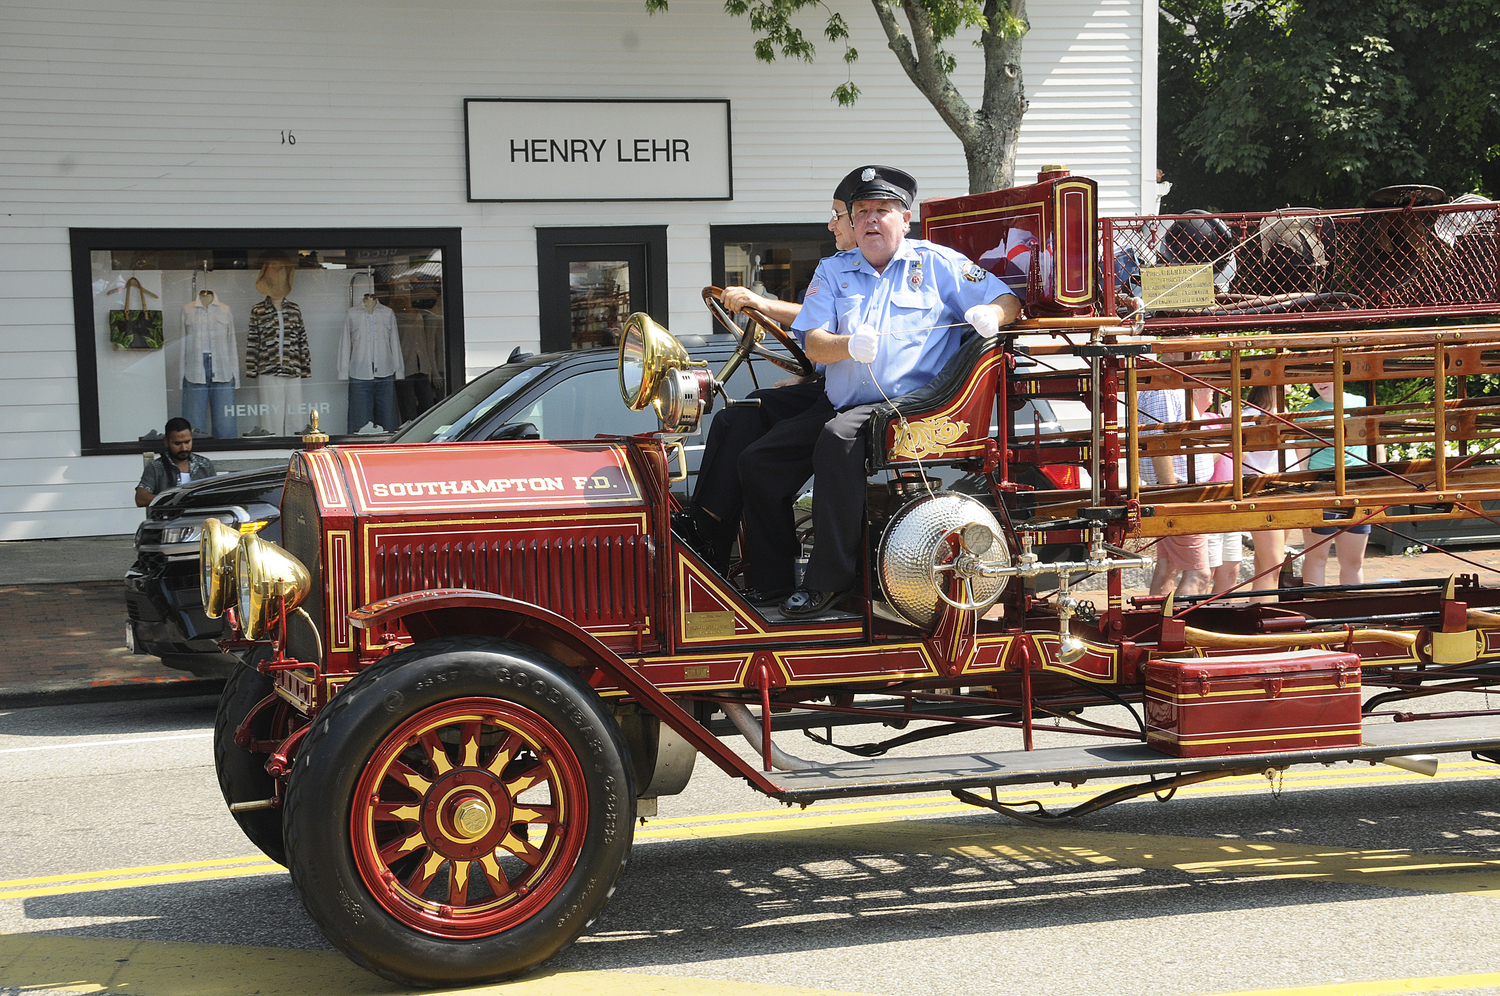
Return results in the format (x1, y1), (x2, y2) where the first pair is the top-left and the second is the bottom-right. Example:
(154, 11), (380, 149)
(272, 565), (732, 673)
(108, 277), (163, 350)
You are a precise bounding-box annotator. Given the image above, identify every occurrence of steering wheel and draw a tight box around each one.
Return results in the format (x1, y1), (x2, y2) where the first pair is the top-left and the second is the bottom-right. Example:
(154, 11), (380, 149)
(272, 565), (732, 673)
(702, 286), (815, 383)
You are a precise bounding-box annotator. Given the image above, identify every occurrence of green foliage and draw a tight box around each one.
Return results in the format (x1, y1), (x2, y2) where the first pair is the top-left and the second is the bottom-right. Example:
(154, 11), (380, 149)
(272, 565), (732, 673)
(646, 1), (1002, 105)
(648, 1), (850, 67)
(1160, 0), (1500, 210)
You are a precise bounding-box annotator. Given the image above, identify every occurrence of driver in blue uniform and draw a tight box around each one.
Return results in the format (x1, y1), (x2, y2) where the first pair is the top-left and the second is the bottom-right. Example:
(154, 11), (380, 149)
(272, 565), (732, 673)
(738, 164), (1021, 616)
(689, 173), (860, 574)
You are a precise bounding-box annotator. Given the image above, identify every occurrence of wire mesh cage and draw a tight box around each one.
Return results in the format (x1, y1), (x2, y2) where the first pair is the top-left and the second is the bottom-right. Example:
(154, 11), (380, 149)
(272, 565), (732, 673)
(1105, 198), (1500, 332)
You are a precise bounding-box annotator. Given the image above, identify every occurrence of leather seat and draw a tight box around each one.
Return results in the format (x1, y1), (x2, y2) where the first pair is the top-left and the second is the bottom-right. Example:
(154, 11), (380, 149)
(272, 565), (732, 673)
(866, 332), (1004, 472)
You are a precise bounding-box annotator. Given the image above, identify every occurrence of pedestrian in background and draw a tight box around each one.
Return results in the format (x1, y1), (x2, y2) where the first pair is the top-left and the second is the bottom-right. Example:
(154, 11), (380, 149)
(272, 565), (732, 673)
(1299, 381), (1385, 585)
(134, 416), (216, 507)
(1242, 384), (1288, 594)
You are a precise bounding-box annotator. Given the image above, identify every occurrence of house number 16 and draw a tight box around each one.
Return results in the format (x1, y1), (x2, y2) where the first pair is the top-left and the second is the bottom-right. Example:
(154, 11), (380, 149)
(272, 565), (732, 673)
(281, 131), (297, 145)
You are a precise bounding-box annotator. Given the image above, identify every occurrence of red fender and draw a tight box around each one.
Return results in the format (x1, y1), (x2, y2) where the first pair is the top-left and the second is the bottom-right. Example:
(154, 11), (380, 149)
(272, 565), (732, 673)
(349, 588), (781, 794)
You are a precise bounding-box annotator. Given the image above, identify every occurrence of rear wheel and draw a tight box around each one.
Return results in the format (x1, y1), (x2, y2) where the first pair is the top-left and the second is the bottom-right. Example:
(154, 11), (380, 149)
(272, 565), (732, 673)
(282, 636), (635, 986)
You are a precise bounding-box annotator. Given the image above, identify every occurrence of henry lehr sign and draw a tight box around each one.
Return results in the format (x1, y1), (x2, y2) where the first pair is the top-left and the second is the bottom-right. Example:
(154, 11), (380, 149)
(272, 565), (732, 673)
(465, 98), (732, 202)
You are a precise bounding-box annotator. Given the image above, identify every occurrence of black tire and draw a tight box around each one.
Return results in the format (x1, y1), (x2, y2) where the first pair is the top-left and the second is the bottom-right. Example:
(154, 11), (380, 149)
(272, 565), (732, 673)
(213, 657), (292, 865)
(282, 635), (635, 987)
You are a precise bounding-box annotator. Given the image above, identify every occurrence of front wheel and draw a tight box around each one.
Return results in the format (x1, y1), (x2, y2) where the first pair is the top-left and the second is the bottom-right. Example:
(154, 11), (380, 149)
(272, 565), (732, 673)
(282, 636), (635, 987)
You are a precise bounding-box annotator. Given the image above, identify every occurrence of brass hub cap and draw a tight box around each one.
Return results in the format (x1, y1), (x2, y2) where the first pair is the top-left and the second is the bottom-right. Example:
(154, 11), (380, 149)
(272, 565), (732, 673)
(452, 797), (493, 840)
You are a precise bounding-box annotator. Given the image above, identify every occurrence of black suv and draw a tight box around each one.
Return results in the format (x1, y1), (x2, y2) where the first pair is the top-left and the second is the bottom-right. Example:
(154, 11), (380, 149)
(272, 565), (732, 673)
(125, 336), (786, 676)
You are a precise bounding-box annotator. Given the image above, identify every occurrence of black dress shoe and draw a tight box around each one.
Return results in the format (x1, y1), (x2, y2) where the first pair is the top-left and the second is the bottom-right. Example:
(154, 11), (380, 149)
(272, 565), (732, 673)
(741, 586), (793, 607)
(692, 507), (735, 574)
(779, 587), (851, 617)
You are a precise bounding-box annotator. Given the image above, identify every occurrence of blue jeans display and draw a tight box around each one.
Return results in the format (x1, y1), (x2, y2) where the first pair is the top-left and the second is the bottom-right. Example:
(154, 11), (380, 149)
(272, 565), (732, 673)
(182, 354), (239, 438)
(347, 375), (398, 432)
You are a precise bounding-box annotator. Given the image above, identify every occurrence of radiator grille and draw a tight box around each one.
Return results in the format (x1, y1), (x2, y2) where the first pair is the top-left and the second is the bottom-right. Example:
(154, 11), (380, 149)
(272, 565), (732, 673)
(373, 533), (651, 628)
(280, 475), (325, 659)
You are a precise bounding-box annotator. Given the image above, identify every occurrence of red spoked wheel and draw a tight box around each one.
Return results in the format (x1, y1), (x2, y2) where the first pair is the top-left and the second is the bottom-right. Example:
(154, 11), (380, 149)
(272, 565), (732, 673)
(283, 636), (635, 986)
(351, 696), (588, 938)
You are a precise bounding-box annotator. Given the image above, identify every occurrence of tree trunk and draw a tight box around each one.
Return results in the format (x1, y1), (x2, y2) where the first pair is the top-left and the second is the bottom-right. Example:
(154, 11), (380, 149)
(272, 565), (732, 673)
(970, 0), (1028, 193)
(873, 0), (1030, 195)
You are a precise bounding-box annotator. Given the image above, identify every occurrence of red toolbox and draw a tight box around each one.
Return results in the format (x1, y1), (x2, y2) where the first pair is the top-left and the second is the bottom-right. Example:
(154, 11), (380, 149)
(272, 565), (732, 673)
(1143, 649), (1362, 757)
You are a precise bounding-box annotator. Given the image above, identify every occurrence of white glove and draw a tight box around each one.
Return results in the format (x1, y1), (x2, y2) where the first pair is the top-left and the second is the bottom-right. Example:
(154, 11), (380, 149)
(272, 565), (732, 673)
(847, 323), (879, 363)
(965, 304), (1000, 337)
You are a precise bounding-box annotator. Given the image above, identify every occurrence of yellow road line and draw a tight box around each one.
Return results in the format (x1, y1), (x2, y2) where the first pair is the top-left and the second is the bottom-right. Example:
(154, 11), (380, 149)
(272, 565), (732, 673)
(5, 762), (1496, 904)
(0, 934), (882, 996)
(0, 854), (272, 890)
(0, 863), (283, 901)
(647, 757), (1500, 829)
(1187, 972), (1500, 995)
(637, 761), (1499, 839)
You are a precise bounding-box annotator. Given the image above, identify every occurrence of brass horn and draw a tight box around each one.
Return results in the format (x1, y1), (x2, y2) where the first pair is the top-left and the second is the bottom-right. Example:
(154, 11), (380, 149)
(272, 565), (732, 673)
(235, 532), (312, 640)
(199, 517), (241, 619)
(618, 311), (692, 414)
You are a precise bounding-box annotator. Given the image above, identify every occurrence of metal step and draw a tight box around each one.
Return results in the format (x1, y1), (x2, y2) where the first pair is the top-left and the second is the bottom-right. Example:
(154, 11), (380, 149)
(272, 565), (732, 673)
(767, 715), (1500, 803)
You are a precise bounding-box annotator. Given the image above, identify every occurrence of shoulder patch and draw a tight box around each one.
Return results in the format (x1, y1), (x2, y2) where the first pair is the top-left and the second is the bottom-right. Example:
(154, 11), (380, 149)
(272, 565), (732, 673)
(962, 261), (989, 282)
(805, 276), (821, 297)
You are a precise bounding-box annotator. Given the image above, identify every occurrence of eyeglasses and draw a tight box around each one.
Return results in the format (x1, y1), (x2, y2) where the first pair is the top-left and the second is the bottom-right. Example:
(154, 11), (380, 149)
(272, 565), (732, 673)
(830, 209), (849, 223)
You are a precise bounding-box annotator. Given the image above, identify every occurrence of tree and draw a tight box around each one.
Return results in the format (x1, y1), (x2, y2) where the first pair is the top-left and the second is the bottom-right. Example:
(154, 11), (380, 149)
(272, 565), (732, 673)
(645, 1), (1029, 194)
(1160, 0), (1500, 211)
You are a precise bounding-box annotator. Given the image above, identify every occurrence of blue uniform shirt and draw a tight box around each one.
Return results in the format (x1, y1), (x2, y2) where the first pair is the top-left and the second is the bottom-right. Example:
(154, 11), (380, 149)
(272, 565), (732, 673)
(791, 238), (1012, 409)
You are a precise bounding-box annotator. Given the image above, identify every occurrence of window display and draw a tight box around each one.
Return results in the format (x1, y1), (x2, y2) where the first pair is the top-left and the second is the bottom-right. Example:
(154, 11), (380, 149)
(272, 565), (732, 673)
(712, 224), (836, 311)
(71, 229), (463, 455)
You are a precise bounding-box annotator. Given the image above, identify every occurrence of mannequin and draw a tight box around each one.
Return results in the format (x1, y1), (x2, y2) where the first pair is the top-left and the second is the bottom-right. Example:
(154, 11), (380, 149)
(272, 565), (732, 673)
(394, 282), (445, 421)
(339, 274), (403, 432)
(245, 253), (311, 435)
(180, 287), (239, 437)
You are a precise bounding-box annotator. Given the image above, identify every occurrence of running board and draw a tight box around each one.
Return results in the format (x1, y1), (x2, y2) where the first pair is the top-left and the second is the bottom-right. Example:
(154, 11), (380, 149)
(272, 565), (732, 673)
(767, 715), (1500, 804)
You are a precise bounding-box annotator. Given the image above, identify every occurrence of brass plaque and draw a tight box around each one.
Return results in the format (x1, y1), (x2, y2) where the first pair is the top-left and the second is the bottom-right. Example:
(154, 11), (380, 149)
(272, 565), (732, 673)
(1430, 629), (1481, 664)
(683, 665), (712, 680)
(683, 611), (736, 640)
(1140, 264), (1215, 310)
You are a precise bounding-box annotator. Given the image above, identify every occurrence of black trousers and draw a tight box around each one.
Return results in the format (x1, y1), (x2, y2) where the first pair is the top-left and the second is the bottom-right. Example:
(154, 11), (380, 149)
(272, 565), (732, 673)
(692, 380), (824, 524)
(739, 396), (879, 594)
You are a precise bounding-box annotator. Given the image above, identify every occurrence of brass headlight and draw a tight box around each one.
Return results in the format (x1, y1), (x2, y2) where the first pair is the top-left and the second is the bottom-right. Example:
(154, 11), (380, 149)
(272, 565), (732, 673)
(618, 312), (693, 414)
(199, 517), (242, 619)
(235, 532), (311, 640)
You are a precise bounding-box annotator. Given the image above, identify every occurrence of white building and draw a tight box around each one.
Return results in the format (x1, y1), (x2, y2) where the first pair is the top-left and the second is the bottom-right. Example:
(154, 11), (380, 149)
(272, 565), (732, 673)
(0, 0), (1156, 540)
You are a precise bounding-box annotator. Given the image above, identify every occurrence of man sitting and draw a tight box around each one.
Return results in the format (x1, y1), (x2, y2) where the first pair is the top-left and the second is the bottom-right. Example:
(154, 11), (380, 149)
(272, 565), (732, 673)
(689, 173), (859, 572)
(737, 165), (1021, 616)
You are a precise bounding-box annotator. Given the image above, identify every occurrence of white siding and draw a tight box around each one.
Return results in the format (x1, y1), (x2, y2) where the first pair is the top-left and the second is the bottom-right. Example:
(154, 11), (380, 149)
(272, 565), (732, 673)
(0, 0), (1150, 539)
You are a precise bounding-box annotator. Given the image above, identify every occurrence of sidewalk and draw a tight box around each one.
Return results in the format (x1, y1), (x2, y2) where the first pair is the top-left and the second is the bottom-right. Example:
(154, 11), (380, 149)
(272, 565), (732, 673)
(0, 536), (223, 708)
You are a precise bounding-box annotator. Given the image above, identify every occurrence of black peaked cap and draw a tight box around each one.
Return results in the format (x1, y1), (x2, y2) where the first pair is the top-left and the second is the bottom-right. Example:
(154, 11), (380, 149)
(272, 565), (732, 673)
(839, 164), (917, 210)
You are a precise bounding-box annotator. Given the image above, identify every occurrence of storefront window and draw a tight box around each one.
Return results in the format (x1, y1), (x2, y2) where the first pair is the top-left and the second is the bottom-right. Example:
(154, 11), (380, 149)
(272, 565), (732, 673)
(71, 229), (463, 455)
(712, 224), (836, 317)
(569, 259), (632, 349)
(536, 227), (666, 353)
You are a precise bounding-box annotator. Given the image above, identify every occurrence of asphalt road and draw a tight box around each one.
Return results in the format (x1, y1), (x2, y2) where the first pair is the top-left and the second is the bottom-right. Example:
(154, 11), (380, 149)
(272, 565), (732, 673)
(5, 694), (1500, 996)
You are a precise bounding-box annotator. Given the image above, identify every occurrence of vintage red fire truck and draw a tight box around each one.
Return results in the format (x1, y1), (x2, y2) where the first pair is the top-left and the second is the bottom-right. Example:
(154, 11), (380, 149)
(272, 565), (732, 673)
(203, 170), (1500, 985)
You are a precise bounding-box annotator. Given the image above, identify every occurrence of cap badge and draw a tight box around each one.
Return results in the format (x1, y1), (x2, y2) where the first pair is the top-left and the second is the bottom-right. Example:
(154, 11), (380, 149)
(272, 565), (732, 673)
(862, 168), (876, 182)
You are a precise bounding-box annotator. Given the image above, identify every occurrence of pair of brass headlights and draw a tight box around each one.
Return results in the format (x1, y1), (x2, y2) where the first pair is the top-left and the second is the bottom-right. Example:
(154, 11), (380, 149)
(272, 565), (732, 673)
(199, 518), (311, 641)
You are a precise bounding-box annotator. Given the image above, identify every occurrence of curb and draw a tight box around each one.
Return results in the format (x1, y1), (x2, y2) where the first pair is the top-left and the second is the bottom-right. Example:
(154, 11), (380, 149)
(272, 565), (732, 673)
(0, 677), (225, 710)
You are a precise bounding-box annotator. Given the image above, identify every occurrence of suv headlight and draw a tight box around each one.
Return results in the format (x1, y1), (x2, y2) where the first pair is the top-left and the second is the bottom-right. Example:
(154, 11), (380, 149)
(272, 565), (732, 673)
(157, 515), (270, 548)
(161, 523), (204, 545)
